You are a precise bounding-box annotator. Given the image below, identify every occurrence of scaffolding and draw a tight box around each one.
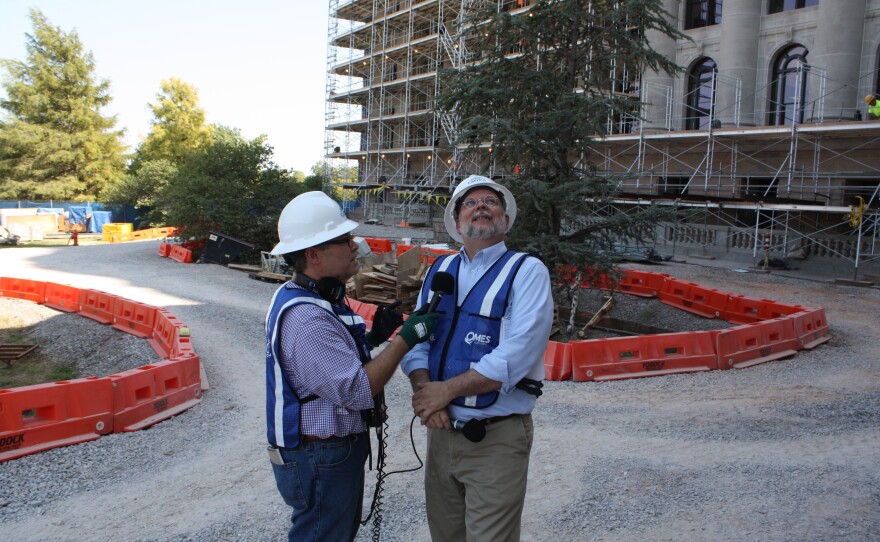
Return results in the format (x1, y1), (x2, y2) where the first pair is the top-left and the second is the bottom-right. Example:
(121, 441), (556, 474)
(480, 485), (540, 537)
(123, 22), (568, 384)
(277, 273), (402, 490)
(324, 1), (880, 276)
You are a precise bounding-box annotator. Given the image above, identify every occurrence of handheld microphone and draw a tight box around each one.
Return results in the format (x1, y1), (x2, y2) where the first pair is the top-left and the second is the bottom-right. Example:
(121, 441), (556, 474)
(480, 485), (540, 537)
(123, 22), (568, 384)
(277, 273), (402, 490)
(425, 271), (454, 313)
(451, 418), (486, 443)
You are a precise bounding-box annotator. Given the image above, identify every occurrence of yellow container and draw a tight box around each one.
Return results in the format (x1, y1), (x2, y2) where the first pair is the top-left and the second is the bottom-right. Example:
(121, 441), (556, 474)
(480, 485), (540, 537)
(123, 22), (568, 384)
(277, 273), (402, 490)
(102, 223), (133, 241)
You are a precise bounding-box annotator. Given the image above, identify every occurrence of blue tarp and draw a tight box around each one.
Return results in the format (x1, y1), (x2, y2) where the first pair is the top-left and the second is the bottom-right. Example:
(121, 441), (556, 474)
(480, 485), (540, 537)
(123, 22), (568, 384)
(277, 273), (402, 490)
(90, 211), (112, 233)
(68, 206), (89, 226)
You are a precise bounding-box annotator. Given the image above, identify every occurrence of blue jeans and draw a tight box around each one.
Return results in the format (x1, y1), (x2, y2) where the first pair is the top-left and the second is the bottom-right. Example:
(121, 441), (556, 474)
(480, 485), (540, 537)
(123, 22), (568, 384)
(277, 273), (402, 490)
(271, 432), (370, 542)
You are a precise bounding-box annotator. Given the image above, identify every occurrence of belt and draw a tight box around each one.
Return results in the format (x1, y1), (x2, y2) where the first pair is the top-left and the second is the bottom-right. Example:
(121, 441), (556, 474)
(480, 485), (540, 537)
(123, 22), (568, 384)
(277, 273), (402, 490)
(482, 413), (522, 425)
(301, 431), (366, 443)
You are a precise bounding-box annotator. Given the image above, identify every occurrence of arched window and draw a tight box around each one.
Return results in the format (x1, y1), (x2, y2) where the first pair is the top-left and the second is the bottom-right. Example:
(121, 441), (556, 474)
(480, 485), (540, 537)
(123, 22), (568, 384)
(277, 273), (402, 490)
(685, 1), (722, 29)
(686, 58), (717, 130)
(768, 45), (810, 126)
(768, 0), (819, 15)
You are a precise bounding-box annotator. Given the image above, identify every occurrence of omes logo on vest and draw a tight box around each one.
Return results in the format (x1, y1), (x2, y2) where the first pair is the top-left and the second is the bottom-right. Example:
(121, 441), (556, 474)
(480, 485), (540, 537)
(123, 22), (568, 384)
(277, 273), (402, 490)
(464, 331), (492, 346)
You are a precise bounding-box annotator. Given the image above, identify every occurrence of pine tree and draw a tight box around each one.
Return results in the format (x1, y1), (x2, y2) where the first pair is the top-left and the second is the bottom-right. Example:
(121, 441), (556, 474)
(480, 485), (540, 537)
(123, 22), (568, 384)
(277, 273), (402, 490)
(438, 0), (684, 295)
(0, 9), (125, 201)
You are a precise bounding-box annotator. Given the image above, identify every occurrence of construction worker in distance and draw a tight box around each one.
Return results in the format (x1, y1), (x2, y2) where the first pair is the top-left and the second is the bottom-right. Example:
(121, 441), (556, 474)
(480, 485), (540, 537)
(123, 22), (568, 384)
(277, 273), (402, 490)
(264, 191), (438, 542)
(866, 94), (880, 120)
(402, 174), (554, 541)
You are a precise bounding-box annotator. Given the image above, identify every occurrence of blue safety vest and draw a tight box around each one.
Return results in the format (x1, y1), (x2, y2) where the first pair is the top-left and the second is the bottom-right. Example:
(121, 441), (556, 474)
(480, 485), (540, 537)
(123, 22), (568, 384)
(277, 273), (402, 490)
(421, 250), (530, 408)
(265, 283), (369, 448)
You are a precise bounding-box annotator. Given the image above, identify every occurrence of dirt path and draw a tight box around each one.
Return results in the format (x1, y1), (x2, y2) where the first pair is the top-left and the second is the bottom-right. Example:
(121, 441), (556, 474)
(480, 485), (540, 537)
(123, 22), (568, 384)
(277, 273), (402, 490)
(0, 243), (878, 541)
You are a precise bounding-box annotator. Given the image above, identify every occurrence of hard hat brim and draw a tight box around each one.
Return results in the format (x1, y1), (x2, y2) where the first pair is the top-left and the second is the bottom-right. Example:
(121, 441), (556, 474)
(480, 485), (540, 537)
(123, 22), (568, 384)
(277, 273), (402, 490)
(270, 218), (358, 255)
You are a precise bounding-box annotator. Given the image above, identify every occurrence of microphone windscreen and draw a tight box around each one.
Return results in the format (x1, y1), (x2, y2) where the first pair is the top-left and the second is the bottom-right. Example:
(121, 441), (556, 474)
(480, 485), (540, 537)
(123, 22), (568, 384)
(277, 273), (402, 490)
(431, 271), (455, 295)
(461, 419), (486, 442)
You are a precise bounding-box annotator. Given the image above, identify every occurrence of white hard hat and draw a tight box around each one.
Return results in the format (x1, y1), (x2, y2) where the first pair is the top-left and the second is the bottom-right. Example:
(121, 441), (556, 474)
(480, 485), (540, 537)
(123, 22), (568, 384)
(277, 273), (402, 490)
(270, 191), (358, 255)
(444, 175), (517, 243)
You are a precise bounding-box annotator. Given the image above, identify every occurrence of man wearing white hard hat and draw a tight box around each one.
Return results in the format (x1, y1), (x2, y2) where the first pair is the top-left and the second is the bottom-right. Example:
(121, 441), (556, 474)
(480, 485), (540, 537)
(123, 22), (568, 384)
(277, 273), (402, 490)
(402, 175), (554, 541)
(264, 191), (438, 542)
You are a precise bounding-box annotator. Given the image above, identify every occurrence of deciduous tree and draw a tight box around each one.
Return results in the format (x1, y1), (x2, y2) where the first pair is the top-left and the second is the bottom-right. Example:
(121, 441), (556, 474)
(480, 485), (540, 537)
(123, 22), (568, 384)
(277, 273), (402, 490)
(161, 126), (303, 252)
(132, 78), (213, 168)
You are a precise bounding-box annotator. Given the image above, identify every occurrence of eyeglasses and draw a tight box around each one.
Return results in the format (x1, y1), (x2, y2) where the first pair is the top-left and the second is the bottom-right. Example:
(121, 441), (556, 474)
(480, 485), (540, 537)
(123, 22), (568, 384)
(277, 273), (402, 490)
(461, 195), (501, 209)
(322, 234), (354, 246)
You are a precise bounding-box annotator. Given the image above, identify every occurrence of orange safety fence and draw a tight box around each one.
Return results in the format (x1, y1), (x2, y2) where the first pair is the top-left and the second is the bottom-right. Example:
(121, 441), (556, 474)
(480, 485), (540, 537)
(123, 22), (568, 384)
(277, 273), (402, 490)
(570, 330), (719, 382)
(0, 377), (114, 462)
(715, 318), (801, 370)
(0, 279), (204, 462)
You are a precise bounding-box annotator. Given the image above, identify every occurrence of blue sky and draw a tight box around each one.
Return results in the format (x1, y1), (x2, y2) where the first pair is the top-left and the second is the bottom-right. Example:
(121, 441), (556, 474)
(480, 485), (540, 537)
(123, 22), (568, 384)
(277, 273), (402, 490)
(0, 1), (330, 173)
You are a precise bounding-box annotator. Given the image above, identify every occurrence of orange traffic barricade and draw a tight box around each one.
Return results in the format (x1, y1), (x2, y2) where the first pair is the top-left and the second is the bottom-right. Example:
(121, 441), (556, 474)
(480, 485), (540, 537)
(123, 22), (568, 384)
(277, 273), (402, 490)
(110, 357), (202, 432)
(715, 317), (801, 369)
(169, 245), (193, 263)
(544, 341), (572, 381)
(790, 307), (831, 349)
(0, 377), (114, 462)
(78, 289), (119, 324)
(0, 277), (46, 303)
(571, 331), (719, 381)
(658, 278), (729, 319)
(111, 299), (157, 339)
(43, 283), (81, 313)
(617, 269), (668, 298)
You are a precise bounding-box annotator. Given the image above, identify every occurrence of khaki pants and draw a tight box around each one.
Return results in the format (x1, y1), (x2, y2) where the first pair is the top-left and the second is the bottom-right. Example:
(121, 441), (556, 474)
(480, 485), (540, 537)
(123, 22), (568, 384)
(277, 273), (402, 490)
(425, 414), (534, 542)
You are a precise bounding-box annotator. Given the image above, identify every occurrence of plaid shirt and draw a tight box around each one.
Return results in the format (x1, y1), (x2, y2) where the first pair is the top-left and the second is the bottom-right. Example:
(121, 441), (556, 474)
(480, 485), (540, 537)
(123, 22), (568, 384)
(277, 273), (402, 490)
(278, 289), (373, 438)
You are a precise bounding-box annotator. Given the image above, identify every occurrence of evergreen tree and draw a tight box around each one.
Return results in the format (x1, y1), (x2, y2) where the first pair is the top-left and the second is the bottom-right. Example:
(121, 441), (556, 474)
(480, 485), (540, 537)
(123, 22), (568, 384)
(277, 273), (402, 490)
(437, 0), (684, 300)
(0, 9), (125, 201)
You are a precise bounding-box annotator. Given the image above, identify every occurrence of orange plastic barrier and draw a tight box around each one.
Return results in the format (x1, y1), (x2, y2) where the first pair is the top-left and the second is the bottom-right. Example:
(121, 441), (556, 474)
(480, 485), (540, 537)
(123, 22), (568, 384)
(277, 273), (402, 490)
(112, 299), (157, 339)
(364, 237), (393, 254)
(78, 289), (119, 324)
(658, 278), (728, 319)
(109, 357), (202, 432)
(169, 245), (193, 263)
(43, 283), (81, 313)
(397, 243), (415, 256)
(617, 270), (667, 298)
(0, 377), (114, 462)
(148, 308), (183, 359)
(790, 308), (831, 349)
(571, 331), (719, 381)
(0, 277), (46, 303)
(421, 246), (458, 264)
(544, 341), (572, 381)
(715, 318), (801, 369)
(353, 301), (378, 324)
(721, 295), (804, 324)
(158, 242), (172, 257)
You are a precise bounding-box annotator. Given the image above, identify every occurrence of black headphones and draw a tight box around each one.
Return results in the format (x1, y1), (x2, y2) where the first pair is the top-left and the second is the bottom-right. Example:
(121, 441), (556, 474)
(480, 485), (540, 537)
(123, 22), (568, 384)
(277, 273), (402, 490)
(291, 272), (346, 304)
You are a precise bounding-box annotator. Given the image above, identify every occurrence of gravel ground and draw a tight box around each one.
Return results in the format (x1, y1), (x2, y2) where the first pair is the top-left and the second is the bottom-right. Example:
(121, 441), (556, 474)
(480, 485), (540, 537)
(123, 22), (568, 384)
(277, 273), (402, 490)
(0, 239), (879, 542)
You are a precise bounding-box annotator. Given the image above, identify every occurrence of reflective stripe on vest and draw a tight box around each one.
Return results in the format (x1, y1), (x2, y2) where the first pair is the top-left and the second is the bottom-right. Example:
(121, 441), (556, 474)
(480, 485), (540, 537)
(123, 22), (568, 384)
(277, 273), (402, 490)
(265, 284), (366, 447)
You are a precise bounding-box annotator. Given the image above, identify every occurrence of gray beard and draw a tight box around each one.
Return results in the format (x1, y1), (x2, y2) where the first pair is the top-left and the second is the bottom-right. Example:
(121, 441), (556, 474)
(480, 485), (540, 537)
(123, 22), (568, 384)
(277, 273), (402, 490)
(464, 214), (504, 240)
